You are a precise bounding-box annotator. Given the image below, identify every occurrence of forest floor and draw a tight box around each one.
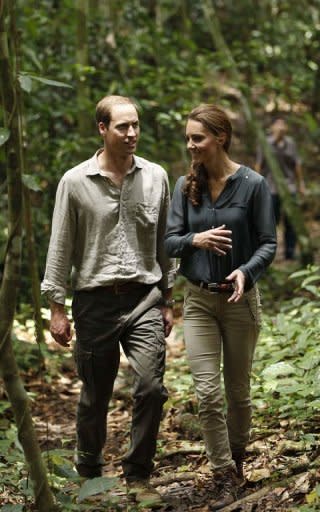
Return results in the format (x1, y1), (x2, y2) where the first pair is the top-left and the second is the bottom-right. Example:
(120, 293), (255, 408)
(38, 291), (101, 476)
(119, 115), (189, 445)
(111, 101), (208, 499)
(23, 306), (319, 512)
(1, 218), (320, 511)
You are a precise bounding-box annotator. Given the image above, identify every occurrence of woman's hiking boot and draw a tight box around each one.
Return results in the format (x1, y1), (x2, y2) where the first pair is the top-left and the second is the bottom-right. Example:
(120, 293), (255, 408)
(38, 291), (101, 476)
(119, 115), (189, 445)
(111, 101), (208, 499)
(209, 466), (239, 511)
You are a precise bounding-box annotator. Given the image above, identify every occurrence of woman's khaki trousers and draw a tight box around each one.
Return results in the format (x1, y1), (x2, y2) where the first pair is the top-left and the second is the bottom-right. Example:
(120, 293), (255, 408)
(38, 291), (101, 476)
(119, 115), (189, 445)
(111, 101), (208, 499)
(183, 281), (261, 470)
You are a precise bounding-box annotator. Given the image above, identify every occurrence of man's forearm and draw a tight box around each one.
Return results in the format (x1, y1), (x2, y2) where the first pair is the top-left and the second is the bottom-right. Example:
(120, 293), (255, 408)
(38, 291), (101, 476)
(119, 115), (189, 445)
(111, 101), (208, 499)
(49, 300), (67, 316)
(162, 288), (173, 300)
(161, 288), (174, 307)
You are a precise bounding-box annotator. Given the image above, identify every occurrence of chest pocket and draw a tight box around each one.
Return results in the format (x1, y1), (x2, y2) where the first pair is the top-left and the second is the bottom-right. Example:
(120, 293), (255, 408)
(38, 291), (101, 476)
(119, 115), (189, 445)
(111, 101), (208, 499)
(135, 202), (158, 258)
(135, 203), (158, 229)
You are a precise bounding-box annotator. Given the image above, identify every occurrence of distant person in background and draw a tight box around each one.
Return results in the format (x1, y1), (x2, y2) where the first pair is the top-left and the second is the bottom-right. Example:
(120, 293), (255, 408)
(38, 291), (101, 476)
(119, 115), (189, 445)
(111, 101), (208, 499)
(255, 118), (306, 260)
(165, 104), (276, 510)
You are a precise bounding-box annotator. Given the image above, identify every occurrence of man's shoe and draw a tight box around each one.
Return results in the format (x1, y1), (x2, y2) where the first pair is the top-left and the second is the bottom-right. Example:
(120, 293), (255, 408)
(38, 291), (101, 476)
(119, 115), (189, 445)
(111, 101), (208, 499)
(234, 459), (244, 482)
(75, 463), (102, 478)
(209, 466), (238, 510)
(126, 478), (162, 508)
(232, 451), (245, 482)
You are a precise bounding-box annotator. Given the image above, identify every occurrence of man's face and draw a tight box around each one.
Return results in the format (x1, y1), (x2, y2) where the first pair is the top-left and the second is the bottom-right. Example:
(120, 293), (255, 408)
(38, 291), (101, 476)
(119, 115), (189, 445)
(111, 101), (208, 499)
(271, 119), (287, 139)
(99, 104), (140, 157)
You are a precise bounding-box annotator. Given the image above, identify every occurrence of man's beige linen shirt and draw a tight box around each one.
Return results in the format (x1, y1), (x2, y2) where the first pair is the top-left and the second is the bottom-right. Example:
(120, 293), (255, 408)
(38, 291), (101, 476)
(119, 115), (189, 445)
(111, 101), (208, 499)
(41, 151), (176, 305)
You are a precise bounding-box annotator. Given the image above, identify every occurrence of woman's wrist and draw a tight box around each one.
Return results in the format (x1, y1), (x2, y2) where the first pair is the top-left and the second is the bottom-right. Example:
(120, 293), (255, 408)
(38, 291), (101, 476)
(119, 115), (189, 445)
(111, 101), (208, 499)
(192, 233), (201, 248)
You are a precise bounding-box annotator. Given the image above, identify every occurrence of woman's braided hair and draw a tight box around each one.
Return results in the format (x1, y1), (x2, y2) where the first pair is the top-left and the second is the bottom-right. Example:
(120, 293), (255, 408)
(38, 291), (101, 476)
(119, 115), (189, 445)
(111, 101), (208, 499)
(183, 104), (232, 206)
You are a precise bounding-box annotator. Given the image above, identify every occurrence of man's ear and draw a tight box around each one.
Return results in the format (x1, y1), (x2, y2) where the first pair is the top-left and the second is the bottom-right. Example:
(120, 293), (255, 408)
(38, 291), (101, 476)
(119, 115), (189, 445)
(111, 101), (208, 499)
(98, 121), (107, 136)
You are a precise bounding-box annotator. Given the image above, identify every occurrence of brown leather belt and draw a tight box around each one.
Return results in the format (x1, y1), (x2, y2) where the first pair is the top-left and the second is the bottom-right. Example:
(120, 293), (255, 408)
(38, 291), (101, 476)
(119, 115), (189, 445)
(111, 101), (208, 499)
(189, 280), (234, 293)
(102, 282), (151, 295)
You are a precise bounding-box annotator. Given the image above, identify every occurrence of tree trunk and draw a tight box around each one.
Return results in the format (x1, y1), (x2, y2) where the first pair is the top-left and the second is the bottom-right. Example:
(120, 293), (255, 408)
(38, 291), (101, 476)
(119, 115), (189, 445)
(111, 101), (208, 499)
(76, 0), (90, 141)
(0, 2), (56, 510)
(202, 0), (313, 265)
(23, 186), (46, 347)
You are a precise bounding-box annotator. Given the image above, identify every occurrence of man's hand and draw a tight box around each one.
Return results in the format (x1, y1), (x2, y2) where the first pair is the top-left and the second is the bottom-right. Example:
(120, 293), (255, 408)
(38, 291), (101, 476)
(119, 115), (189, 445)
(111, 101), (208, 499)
(192, 224), (232, 255)
(225, 269), (246, 303)
(160, 306), (174, 337)
(50, 302), (72, 347)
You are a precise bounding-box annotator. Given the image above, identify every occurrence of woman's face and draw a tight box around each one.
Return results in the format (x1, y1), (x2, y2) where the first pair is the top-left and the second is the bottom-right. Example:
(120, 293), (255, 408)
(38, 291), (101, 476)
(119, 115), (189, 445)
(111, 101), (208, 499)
(186, 119), (222, 166)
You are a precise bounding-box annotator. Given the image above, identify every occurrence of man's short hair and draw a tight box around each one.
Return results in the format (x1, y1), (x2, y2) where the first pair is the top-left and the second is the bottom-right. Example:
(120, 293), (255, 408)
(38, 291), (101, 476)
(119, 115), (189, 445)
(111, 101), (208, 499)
(95, 95), (139, 127)
(270, 117), (287, 126)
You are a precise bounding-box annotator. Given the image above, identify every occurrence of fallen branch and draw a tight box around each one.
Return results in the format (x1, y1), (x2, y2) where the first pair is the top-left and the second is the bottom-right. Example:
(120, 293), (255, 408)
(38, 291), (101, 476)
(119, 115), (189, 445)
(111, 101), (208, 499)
(220, 469), (318, 511)
(152, 472), (198, 486)
(157, 447), (204, 459)
(217, 487), (272, 511)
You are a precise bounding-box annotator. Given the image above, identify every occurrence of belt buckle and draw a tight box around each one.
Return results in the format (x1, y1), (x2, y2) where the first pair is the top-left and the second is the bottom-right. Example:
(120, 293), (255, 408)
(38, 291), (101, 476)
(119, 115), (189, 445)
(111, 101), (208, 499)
(208, 282), (219, 294)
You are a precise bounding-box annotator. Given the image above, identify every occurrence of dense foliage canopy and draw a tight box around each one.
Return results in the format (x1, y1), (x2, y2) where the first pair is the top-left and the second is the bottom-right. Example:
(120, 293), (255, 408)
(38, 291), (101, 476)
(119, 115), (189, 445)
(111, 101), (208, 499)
(1, 0), (320, 295)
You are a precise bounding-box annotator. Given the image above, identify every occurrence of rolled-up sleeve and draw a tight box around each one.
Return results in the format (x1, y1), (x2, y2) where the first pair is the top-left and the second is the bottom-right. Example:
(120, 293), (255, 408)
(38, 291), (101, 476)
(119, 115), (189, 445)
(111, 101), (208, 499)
(239, 178), (277, 287)
(41, 178), (76, 304)
(157, 173), (177, 289)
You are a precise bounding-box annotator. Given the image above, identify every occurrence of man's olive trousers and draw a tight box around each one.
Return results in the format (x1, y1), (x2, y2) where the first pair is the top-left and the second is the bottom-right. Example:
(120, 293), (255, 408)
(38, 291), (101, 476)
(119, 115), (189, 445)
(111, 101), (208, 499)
(72, 284), (168, 479)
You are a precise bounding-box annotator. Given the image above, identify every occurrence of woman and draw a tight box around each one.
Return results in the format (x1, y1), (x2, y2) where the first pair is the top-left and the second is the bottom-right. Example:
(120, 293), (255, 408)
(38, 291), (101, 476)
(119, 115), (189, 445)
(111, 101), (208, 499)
(165, 104), (276, 510)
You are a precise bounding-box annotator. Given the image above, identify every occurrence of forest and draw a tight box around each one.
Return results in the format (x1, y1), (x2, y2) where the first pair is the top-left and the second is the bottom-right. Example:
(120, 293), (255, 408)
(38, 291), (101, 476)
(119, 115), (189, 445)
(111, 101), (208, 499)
(0, 0), (319, 511)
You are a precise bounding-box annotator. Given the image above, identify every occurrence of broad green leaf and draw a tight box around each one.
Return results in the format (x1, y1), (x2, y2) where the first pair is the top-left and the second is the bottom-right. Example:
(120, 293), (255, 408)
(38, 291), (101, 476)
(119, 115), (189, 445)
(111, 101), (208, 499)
(78, 476), (117, 502)
(276, 380), (305, 395)
(262, 362), (295, 379)
(18, 74), (32, 93)
(289, 269), (312, 279)
(0, 128), (10, 146)
(301, 275), (320, 286)
(304, 285), (320, 296)
(22, 174), (42, 192)
(298, 351), (320, 370)
(307, 399), (320, 409)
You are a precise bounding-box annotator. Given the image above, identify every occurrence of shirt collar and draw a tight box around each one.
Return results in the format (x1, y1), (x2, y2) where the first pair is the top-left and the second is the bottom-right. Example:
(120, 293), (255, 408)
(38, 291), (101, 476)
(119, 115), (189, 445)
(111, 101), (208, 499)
(226, 165), (245, 182)
(269, 134), (287, 147)
(85, 149), (143, 176)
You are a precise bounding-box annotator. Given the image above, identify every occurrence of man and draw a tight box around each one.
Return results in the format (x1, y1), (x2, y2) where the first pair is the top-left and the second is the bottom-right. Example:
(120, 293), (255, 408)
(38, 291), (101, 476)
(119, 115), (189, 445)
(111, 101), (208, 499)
(41, 95), (176, 507)
(255, 117), (305, 260)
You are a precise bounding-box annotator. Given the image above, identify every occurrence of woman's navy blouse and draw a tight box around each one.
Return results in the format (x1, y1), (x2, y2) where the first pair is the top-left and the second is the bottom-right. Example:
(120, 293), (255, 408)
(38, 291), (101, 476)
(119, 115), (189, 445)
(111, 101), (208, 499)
(164, 166), (277, 290)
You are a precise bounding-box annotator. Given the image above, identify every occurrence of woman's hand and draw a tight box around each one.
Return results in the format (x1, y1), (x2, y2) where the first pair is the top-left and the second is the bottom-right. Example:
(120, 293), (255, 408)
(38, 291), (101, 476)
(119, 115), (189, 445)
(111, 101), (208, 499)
(225, 269), (246, 303)
(192, 224), (232, 256)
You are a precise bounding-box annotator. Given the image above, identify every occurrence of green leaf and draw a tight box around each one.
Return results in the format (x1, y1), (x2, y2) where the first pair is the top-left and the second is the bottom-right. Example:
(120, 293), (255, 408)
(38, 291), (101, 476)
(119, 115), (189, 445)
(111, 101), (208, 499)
(78, 476), (117, 502)
(0, 128), (10, 146)
(22, 174), (42, 192)
(304, 285), (320, 296)
(298, 351), (320, 370)
(18, 74), (33, 93)
(23, 46), (42, 71)
(27, 74), (73, 89)
(262, 362), (295, 379)
(301, 275), (320, 286)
